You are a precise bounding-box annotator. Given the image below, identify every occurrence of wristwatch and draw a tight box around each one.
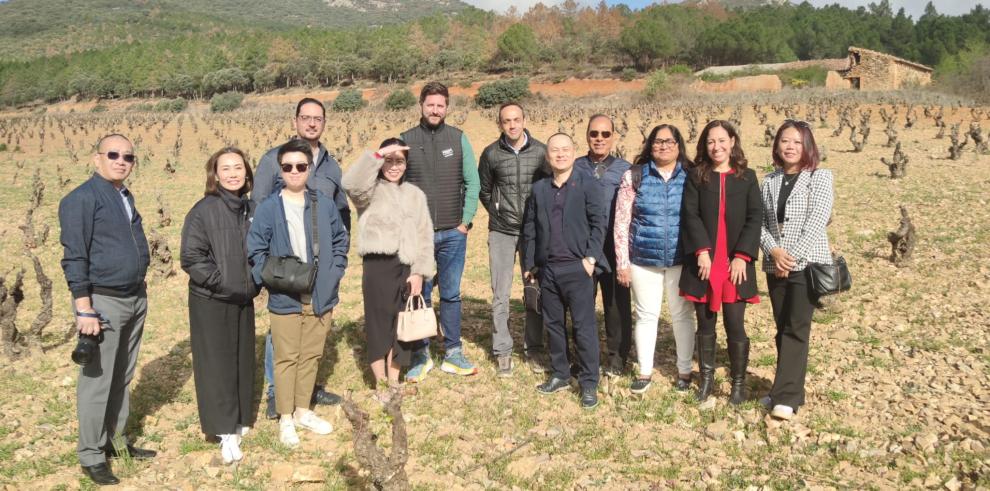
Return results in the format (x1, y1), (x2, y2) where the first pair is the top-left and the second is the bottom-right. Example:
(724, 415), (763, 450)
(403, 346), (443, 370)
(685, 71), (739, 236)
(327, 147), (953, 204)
(584, 257), (596, 266)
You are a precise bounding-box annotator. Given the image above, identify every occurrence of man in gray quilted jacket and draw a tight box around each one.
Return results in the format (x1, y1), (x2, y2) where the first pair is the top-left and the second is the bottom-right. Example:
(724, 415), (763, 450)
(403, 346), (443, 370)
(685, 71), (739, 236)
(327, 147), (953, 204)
(478, 102), (548, 377)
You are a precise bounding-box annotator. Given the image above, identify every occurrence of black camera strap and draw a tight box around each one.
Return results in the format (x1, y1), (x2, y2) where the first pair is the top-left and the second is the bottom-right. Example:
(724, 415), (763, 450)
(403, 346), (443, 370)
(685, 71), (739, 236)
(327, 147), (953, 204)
(309, 189), (319, 266)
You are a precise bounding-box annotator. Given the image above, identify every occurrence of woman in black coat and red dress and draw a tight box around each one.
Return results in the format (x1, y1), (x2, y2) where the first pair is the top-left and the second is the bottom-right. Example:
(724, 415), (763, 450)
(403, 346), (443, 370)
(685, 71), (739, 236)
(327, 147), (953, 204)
(679, 120), (762, 405)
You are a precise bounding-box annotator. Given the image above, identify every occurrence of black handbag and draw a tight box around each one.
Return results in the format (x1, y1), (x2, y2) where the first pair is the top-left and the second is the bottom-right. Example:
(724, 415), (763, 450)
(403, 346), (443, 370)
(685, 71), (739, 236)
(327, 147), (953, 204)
(523, 272), (541, 314)
(261, 191), (319, 294)
(806, 254), (851, 296)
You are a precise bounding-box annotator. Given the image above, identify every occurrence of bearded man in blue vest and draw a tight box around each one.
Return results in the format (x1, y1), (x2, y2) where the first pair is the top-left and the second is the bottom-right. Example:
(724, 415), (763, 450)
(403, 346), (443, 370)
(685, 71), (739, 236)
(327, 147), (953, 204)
(401, 82), (481, 381)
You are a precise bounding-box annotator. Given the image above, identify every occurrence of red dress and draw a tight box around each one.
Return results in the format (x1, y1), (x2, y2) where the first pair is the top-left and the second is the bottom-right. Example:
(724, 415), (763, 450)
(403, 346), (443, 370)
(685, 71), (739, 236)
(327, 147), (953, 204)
(681, 170), (760, 312)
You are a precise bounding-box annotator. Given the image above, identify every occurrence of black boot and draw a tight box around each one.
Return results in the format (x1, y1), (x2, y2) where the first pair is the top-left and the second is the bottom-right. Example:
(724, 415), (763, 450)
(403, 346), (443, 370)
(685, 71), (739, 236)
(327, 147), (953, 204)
(728, 339), (750, 405)
(695, 333), (717, 402)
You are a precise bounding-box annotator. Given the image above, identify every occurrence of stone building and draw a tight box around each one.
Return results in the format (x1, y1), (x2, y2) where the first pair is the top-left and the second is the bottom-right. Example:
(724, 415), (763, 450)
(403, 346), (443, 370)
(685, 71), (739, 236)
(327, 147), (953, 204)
(833, 46), (933, 90)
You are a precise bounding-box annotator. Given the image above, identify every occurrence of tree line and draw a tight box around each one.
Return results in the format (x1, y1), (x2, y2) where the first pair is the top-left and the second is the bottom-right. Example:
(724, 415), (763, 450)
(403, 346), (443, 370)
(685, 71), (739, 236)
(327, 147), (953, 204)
(0, 0), (988, 107)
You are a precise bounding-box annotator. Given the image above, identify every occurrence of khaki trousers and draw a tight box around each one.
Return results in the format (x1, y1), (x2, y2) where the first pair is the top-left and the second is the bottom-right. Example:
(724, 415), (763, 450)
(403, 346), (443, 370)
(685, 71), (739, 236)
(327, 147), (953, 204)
(270, 305), (331, 415)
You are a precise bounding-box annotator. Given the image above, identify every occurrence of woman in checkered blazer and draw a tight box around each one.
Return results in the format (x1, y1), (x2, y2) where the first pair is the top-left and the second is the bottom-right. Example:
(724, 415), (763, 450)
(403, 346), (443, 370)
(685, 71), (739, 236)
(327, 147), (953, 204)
(759, 120), (834, 421)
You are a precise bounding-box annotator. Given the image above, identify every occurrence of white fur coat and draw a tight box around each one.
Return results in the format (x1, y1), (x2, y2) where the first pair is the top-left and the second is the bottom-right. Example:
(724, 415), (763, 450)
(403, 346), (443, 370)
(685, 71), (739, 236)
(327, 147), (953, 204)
(342, 151), (436, 277)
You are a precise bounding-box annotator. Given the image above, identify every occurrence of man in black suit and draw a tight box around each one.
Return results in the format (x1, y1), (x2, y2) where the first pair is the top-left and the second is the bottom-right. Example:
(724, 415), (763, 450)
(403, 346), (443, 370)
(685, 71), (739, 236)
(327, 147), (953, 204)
(522, 133), (608, 410)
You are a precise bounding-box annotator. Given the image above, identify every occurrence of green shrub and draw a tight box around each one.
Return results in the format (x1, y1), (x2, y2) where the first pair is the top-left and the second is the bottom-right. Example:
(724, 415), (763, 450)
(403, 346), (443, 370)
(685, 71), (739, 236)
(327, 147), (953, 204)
(332, 89), (366, 112)
(210, 92), (244, 113)
(778, 66), (827, 87)
(0, 143), (7, 152)
(90, 104), (108, 113)
(666, 64), (693, 75)
(154, 98), (187, 112)
(643, 70), (668, 98)
(127, 103), (154, 112)
(620, 67), (638, 82)
(474, 78), (530, 109)
(384, 88), (416, 111)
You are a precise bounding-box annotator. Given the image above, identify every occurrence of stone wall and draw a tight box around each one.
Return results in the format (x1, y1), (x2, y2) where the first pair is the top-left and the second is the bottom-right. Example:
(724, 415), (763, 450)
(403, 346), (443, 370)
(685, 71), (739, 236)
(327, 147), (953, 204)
(892, 62), (933, 88)
(690, 74), (782, 93)
(842, 49), (932, 90)
(825, 70), (850, 90)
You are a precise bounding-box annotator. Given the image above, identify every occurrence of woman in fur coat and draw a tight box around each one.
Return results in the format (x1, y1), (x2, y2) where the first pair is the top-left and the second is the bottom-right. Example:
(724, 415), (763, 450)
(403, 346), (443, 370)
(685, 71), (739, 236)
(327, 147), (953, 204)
(342, 138), (436, 401)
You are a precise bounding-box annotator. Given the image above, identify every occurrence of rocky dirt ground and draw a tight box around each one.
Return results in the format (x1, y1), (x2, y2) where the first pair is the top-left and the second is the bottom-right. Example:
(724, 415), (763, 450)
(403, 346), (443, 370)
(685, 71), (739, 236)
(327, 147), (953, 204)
(0, 89), (987, 490)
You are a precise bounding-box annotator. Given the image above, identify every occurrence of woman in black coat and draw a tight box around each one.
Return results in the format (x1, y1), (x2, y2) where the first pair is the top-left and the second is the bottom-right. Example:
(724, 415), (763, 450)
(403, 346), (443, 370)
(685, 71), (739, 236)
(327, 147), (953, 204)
(180, 147), (259, 464)
(679, 120), (762, 404)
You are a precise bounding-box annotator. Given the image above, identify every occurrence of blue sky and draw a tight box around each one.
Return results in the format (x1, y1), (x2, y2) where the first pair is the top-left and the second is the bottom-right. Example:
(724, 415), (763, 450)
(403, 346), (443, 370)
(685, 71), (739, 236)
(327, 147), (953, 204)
(461, 0), (983, 19)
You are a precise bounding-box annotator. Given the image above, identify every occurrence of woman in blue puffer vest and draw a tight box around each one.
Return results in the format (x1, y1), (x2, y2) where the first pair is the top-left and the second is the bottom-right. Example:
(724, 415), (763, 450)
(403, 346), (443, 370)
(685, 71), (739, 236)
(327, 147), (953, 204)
(614, 124), (697, 395)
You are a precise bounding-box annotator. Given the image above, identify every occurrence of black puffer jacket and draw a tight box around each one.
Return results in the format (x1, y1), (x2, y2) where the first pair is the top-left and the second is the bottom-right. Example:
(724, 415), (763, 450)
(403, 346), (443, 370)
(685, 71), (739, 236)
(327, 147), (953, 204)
(180, 188), (259, 305)
(478, 131), (547, 236)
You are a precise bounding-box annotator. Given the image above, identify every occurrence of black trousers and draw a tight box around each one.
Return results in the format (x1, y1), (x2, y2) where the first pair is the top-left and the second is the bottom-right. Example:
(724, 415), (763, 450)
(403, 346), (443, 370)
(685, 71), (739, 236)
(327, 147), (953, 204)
(189, 292), (255, 436)
(542, 260), (600, 389)
(767, 272), (817, 408)
(594, 243), (632, 362)
(695, 301), (748, 343)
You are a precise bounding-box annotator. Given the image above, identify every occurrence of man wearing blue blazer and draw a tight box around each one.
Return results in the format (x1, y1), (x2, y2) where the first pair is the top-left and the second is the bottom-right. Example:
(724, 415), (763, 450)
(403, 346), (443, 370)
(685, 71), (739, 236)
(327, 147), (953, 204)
(523, 133), (608, 410)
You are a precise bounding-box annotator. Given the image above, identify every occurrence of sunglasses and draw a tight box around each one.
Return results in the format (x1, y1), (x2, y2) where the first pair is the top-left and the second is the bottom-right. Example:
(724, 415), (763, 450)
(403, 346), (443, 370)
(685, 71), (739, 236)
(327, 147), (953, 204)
(99, 152), (136, 164)
(280, 163), (310, 173)
(588, 130), (612, 139)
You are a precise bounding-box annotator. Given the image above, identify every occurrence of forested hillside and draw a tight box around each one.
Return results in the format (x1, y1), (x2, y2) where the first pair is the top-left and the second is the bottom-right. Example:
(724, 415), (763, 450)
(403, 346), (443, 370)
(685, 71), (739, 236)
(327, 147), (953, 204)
(0, 0), (987, 107)
(0, 0), (469, 60)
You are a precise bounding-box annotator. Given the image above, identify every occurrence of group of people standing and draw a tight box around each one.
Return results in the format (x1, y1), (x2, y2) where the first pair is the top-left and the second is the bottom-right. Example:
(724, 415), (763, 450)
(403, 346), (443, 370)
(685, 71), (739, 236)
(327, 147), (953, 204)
(58, 81), (834, 486)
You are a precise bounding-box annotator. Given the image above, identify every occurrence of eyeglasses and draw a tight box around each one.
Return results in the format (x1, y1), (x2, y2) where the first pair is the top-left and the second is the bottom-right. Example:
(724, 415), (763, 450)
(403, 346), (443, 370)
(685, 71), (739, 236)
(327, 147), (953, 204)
(99, 152), (136, 164)
(588, 130), (612, 139)
(784, 119), (810, 128)
(651, 138), (677, 148)
(280, 163), (310, 173)
(297, 115), (325, 124)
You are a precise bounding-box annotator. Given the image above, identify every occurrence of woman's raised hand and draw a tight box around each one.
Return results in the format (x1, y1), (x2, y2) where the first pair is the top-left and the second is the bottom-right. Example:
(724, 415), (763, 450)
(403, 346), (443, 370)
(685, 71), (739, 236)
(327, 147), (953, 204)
(377, 144), (410, 159)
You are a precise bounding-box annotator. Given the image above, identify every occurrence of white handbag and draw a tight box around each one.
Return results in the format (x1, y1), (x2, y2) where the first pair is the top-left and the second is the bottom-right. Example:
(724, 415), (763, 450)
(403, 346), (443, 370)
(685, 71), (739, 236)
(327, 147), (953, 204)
(396, 295), (442, 342)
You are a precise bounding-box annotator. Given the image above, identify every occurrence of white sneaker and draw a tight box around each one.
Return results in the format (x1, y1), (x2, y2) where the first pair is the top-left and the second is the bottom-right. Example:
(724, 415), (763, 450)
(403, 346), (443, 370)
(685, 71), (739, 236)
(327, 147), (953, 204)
(229, 434), (243, 462)
(771, 404), (794, 421)
(219, 434), (237, 464)
(294, 410), (333, 435)
(236, 425), (251, 437)
(279, 418), (300, 447)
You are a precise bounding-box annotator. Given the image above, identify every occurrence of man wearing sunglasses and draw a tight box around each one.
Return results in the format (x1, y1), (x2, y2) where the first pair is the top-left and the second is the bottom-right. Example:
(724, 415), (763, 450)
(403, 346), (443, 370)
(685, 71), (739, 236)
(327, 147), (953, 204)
(253, 97), (350, 419)
(59, 134), (155, 485)
(575, 114), (633, 378)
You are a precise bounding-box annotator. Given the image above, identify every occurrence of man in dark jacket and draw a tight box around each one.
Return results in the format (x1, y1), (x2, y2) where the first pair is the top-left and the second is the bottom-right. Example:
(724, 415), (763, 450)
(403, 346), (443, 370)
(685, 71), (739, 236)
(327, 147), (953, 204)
(574, 114), (633, 377)
(59, 134), (155, 485)
(478, 102), (547, 377)
(401, 82), (481, 381)
(252, 98), (350, 229)
(253, 98), (347, 418)
(523, 133), (607, 410)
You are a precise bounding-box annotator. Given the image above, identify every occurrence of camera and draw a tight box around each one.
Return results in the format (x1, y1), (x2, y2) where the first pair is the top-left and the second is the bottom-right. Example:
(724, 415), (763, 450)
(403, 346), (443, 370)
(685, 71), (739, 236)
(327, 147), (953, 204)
(71, 331), (104, 366)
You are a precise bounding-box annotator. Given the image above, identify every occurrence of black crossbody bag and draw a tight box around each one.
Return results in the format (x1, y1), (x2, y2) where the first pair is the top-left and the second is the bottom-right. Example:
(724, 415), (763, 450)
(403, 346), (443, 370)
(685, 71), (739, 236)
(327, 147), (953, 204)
(261, 190), (319, 294)
(806, 255), (851, 296)
(801, 171), (851, 296)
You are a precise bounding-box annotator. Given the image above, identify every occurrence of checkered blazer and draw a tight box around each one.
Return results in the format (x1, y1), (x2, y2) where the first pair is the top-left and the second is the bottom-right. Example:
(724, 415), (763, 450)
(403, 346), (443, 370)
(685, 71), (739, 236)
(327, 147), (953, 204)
(760, 168), (834, 273)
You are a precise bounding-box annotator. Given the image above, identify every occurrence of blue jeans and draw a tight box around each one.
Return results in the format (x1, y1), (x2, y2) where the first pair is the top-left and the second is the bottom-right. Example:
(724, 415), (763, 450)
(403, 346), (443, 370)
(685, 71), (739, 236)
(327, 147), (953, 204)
(418, 228), (467, 352)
